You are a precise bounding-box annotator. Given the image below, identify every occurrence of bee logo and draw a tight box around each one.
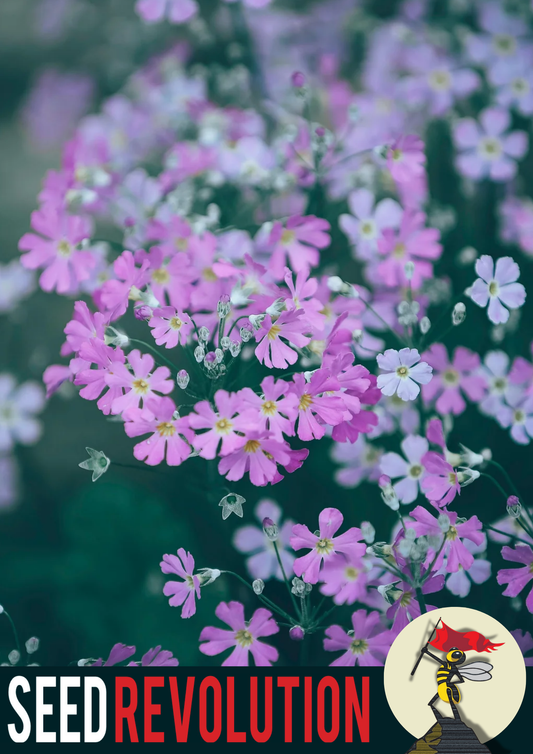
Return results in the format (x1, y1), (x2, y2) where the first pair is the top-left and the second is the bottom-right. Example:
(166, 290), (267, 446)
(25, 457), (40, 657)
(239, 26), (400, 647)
(411, 618), (504, 717)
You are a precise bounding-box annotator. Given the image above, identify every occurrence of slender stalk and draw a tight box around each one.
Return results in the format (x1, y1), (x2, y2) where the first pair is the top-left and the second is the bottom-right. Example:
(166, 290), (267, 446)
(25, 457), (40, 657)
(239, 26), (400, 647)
(128, 338), (178, 372)
(415, 586), (427, 615)
(221, 571), (293, 621)
(483, 524), (532, 546)
(2, 611), (21, 655)
(272, 540), (301, 618)
(479, 471), (508, 501)
(358, 297), (406, 347)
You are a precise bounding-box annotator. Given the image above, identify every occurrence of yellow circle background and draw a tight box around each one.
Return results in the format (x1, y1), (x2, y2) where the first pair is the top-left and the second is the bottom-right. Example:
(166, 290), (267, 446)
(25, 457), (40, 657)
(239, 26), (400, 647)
(384, 606), (526, 744)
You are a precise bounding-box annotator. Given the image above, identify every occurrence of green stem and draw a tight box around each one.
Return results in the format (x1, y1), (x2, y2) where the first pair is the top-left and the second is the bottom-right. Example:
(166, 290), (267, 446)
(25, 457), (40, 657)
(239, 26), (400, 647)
(415, 586), (427, 615)
(479, 472), (508, 501)
(128, 338), (178, 372)
(483, 524), (532, 546)
(2, 611), (21, 655)
(273, 540), (301, 618)
(221, 571), (293, 621)
(358, 297), (406, 347)
(227, 315), (250, 337)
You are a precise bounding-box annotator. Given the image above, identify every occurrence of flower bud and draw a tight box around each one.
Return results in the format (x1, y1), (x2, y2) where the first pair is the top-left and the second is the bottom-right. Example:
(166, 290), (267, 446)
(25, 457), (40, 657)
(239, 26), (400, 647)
(177, 369), (190, 389)
(217, 294), (231, 319)
(249, 314), (266, 330)
(220, 336), (231, 350)
(8, 650), (20, 665)
(289, 625), (305, 641)
(327, 276), (358, 298)
(214, 348), (224, 364)
(229, 341), (241, 357)
(457, 467), (480, 487)
(240, 324), (253, 342)
(458, 246), (477, 265)
(291, 577), (312, 596)
(25, 637), (40, 655)
(404, 261), (415, 281)
(379, 474), (399, 510)
(266, 298), (286, 317)
(360, 521), (375, 544)
(198, 568), (221, 586)
(262, 517), (279, 541)
(506, 495), (522, 518)
(198, 326), (210, 342)
(104, 326), (129, 348)
(378, 583), (403, 605)
(291, 71), (306, 88)
(352, 329), (364, 344)
(194, 345), (205, 363)
(420, 316), (431, 334)
(134, 305), (153, 321)
(452, 302), (466, 325)
(369, 541), (393, 558)
(459, 444), (485, 467)
(252, 579), (265, 595)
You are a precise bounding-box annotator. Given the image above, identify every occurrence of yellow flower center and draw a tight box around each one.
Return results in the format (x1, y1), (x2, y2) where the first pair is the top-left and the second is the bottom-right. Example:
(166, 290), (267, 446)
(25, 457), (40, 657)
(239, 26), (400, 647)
(393, 243), (406, 258)
(409, 464), (423, 479)
(443, 368), (459, 386)
(169, 316), (183, 330)
(446, 526), (458, 541)
(345, 567), (359, 581)
(267, 324), (281, 341)
(132, 378), (150, 394)
(350, 638), (368, 655)
(493, 34), (516, 56)
(391, 149), (403, 161)
(152, 268), (170, 284)
(400, 591), (412, 608)
(156, 421), (176, 437)
(244, 439), (261, 453)
(235, 629), (253, 648)
(396, 366), (409, 377)
(175, 238), (188, 251)
(493, 377), (507, 391)
(298, 393), (313, 411)
(514, 409), (525, 423)
(261, 400), (277, 416)
(281, 229), (296, 245)
(488, 280), (499, 296)
(360, 221), (375, 237)
(428, 69), (451, 91)
(57, 240), (72, 257)
(215, 417), (233, 435)
(315, 537), (334, 555)
(480, 137), (502, 160)
(448, 471), (458, 485)
(512, 77), (529, 96)
(202, 267), (217, 282)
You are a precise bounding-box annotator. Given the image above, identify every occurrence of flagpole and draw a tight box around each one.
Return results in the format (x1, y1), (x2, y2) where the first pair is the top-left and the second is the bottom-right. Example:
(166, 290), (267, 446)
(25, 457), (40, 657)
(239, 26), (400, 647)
(411, 617), (441, 676)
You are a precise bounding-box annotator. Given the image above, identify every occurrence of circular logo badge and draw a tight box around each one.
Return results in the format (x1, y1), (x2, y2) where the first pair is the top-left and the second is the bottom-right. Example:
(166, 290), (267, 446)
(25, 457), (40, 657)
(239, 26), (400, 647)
(384, 606), (526, 745)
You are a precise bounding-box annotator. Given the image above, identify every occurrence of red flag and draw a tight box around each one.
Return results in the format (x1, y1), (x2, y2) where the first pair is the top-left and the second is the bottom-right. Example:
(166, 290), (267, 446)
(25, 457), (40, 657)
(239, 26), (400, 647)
(429, 621), (504, 653)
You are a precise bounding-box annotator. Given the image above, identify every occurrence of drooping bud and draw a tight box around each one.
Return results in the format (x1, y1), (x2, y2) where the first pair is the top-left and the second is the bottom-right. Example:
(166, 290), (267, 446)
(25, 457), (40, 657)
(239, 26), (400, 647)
(217, 294), (231, 319)
(420, 316), (431, 334)
(506, 495), (522, 518)
(194, 345), (205, 363)
(459, 444), (485, 467)
(25, 637), (40, 655)
(327, 276), (358, 298)
(8, 650), (20, 666)
(291, 577), (312, 596)
(369, 542), (393, 558)
(204, 351), (217, 371)
(379, 474), (399, 510)
(457, 467), (480, 487)
(262, 517), (279, 541)
(177, 369), (190, 389)
(104, 326), (129, 348)
(197, 568), (221, 586)
(289, 625), (305, 641)
(352, 329), (364, 344)
(219, 492), (245, 520)
(378, 583), (403, 605)
(229, 341), (241, 357)
(220, 336), (231, 351)
(452, 302), (466, 325)
(265, 297), (286, 317)
(134, 305), (153, 321)
(249, 314), (266, 330)
(252, 579), (265, 595)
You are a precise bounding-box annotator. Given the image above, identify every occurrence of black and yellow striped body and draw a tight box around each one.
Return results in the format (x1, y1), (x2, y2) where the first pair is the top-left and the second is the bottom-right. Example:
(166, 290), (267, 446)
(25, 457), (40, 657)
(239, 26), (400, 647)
(436, 661), (461, 704)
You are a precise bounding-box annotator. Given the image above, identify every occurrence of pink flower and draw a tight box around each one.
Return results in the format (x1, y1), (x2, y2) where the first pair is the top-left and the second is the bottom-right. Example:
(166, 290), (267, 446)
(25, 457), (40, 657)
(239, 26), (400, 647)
(497, 544), (533, 613)
(239, 376), (298, 441)
(99, 251), (150, 317)
(291, 369), (346, 441)
(139, 246), (196, 309)
(217, 429), (296, 487)
(441, 537), (491, 598)
(135, 646), (179, 667)
(376, 210), (442, 288)
(410, 506), (485, 573)
(62, 300), (107, 356)
(339, 188), (402, 260)
(232, 499), (295, 581)
(386, 570), (444, 631)
(19, 205), (94, 294)
(284, 267), (326, 331)
(420, 451), (460, 508)
(422, 344), (487, 415)
(319, 553), (372, 606)
(124, 397), (193, 466)
(290, 507), (366, 584)
(148, 306), (192, 348)
(376, 347), (433, 402)
(453, 108), (528, 181)
(199, 601), (279, 666)
(105, 349), (174, 415)
(469, 255), (526, 324)
(188, 390), (255, 459)
(387, 135), (426, 184)
(135, 0), (198, 25)
(268, 216), (330, 280)
(75, 340), (126, 415)
(511, 629), (533, 666)
(254, 310), (311, 369)
(160, 548), (201, 618)
(91, 644), (136, 667)
(380, 435), (429, 504)
(324, 610), (392, 666)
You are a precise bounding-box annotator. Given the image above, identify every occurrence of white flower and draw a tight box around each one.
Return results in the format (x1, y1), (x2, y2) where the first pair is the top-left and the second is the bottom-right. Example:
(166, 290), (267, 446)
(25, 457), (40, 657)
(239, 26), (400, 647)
(376, 348), (433, 401)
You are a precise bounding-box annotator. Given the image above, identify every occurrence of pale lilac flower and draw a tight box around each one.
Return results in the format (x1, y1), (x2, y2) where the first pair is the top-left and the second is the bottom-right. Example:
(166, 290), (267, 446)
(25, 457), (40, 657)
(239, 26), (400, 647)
(160, 548), (201, 618)
(453, 108), (528, 182)
(496, 388), (533, 445)
(267, 216), (330, 280)
(291, 370), (346, 441)
(148, 306), (192, 348)
(124, 397), (193, 466)
(497, 544), (533, 613)
(376, 211), (442, 288)
(490, 61), (533, 117)
(420, 451), (460, 508)
(134, 646), (179, 666)
(469, 255), (526, 324)
(188, 390), (255, 459)
(380, 435), (428, 504)
(290, 507), (366, 584)
(422, 344), (487, 415)
(232, 500), (295, 581)
(410, 506), (485, 573)
(199, 601), (279, 666)
(339, 189), (402, 260)
(0, 375), (45, 453)
(376, 348), (433, 402)
(0, 455), (19, 510)
(19, 205), (94, 294)
(441, 537), (491, 598)
(478, 351), (514, 416)
(324, 610), (392, 667)
(106, 349), (174, 415)
(135, 0), (198, 25)
(0, 259), (35, 313)
(91, 643), (136, 667)
(319, 553), (373, 606)
(254, 311), (311, 369)
(387, 135), (426, 184)
(331, 436), (383, 488)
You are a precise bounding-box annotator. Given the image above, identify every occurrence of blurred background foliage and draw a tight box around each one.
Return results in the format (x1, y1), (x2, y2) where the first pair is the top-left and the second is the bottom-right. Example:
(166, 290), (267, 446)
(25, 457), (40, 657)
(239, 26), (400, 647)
(1, 0), (532, 666)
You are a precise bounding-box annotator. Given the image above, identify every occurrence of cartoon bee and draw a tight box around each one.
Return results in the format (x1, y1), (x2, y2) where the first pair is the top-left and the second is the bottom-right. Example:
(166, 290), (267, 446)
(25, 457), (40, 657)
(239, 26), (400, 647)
(420, 645), (493, 707)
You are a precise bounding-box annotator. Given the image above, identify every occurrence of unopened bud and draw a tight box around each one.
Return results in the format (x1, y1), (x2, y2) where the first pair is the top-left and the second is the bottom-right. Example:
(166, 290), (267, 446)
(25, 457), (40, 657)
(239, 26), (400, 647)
(289, 625), (305, 641)
(378, 583), (404, 605)
(134, 305), (153, 321)
(265, 297), (286, 317)
(240, 324), (253, 342)
(360, 521), (375, 544)
(177, 369), (190, 389)
(404, 261), (415, 281)
(229, 341), (241, 357)
(8, 650), (20, 665)
(506, 495), (522, 518)
(379, 474), (399, 510)
(25, 637), (40, 654)
(370, 541), (393, 558)
(198, 326), (210, 342)
(262, 517), (279, 541)
(420, 316), (431, 334)
(249, 314), (266, 330)
(291, 71), (306, 88)
(198, 568), (221, 586)
(457, 467), (480, 487)
(452, 302), (466, 325)
(327, 276), (358, 298)
(104, 326), (129, 348)
(458, 246), (477, 265)
(194, 345), (205, 363)
(291, 577), (312, 596)
(352, 329), (364, 344)
(252, 579), (265, 595)
(220, 336), (231, 350)
(217, 295), (231, 319)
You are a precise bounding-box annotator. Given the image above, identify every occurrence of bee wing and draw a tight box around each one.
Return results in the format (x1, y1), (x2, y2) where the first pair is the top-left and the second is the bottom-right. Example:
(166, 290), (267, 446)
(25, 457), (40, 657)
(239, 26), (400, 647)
(460, 662), (493, 681)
